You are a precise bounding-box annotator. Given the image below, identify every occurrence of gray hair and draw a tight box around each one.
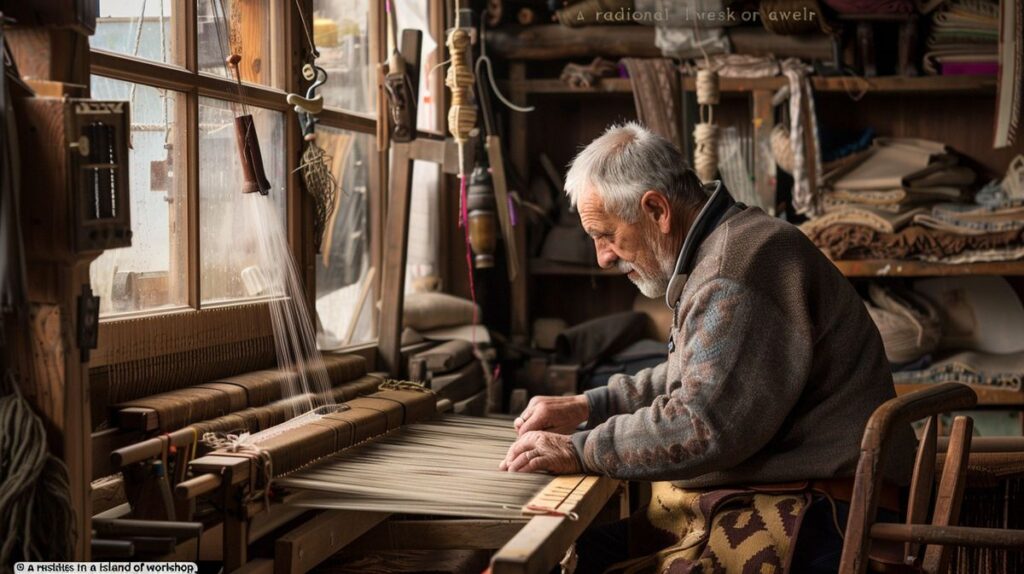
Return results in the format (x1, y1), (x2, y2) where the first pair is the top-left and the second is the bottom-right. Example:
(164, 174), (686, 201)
(564, 122), (705, 222)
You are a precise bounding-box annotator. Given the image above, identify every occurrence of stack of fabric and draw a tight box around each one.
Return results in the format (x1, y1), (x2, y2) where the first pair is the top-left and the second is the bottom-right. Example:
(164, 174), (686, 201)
(885, 277), (1024, 398)
(923, 0), (999, 75)
(802, 140), (1024, 263)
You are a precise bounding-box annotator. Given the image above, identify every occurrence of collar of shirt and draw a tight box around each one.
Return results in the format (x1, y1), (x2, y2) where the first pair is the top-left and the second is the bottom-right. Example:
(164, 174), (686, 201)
(665, 180), (739, 309)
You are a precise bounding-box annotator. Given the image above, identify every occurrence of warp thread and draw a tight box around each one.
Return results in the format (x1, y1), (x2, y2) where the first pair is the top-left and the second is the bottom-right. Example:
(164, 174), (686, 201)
(0, 373), (76, 567)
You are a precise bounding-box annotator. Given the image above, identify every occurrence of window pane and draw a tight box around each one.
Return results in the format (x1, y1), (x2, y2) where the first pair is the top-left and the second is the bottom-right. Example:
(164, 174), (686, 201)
(313, 0), (375, 114)
(315, 127), (374, 348)
(197, 0), (285, 88)
(90, 76), (188, 317)
(93, 0), (183, 67)
(199, 98), (286, 303)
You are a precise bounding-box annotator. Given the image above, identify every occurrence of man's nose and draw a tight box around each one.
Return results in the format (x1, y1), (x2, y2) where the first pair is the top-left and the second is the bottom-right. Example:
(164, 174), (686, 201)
(595, 242), (617, 269)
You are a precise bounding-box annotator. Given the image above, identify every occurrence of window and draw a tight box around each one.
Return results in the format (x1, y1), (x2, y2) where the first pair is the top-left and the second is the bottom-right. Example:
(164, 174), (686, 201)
(89, 0), (381, 341)
(315, 127), (373, 347)
(314, 0), (375, 115)
(89, 77), (188, 315)
(199, 99), (286, 303)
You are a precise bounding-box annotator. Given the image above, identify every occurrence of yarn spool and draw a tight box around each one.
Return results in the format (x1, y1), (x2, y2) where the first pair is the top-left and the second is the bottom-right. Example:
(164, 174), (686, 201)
(693, 69), (720, 182)
(693, 123), (720, 183)
(445, 28), (477, 147)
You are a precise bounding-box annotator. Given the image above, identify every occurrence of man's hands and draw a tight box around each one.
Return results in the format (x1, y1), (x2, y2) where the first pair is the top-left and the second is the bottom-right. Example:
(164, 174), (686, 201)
(499, 431), (583, 474)
(514, 395), (590, 435)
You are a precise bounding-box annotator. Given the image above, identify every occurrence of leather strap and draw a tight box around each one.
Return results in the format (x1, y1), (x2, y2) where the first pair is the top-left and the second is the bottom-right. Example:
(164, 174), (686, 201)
(748, 478), (901, 513)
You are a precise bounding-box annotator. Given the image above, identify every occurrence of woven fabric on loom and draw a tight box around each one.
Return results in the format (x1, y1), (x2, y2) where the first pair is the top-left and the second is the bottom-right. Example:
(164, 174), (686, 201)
(186, 376), (382, 438)
(113, 354), (369, 432)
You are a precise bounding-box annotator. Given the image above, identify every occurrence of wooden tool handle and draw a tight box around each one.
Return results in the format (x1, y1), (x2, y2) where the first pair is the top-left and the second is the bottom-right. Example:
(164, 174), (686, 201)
(174, 473), (223, 500)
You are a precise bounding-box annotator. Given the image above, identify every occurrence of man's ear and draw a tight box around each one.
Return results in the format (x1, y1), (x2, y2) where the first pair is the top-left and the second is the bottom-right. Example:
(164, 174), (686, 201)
(639, 191), (672, 235)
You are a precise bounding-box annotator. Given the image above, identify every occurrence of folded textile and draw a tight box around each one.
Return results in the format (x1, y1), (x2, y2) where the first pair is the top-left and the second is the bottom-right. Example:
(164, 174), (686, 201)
(634, 0), (731, 58)
(554, 311), (650, 373)
(403, 292), (479, 331)
(806, 223), (1023, 260)
(826, 187), (963, 207)
(893, 350), (1024, 391)
(414, 339), (475, 374)
(800, 206), (928, 235)
(915, 276), (1024, 354)
(826, 138), (955, 192)
(622, 58), (683, 151)
(918, 245), (1024, 263)
(864, 283), (941, 364)
(913, 203), (1024, 234)
(430, 360), (484, 402)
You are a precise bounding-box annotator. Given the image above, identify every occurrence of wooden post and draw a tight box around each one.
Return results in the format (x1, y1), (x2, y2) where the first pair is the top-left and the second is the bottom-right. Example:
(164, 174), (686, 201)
(378, 141), (415, 375)
(507, 61), (529, 343)
(751, 89), (775, 215)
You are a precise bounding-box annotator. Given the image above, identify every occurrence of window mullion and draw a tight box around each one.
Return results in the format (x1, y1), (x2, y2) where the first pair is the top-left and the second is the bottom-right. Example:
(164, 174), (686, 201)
(187, 87), (201, 309)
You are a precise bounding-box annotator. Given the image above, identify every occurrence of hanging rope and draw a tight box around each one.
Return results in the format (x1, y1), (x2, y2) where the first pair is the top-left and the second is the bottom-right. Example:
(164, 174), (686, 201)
(691, 23), (720, 183)
(0, 372), (76, 566)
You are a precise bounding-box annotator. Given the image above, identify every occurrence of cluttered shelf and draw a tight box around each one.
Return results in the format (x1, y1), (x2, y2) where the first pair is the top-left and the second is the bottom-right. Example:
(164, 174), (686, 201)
(529, 259), (625, 276)
(833, 259), (1024, 277)
(514, 75), (997, 95)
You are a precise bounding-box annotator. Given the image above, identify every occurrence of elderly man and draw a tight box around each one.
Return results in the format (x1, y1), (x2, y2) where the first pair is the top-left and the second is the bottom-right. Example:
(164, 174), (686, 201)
(499, 122), (915, 573)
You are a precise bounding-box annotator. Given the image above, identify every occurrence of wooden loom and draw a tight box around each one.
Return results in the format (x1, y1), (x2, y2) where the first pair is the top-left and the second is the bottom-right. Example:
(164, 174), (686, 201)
(105, 380), (621, 574)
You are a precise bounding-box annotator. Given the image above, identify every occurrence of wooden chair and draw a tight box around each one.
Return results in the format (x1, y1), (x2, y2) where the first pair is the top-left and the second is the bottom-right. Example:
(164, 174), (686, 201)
(839, 382), (1024, 574)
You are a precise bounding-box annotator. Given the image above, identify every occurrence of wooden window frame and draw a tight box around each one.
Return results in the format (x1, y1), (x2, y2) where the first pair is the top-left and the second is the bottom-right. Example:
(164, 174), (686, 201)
(88, 0), (385, 367)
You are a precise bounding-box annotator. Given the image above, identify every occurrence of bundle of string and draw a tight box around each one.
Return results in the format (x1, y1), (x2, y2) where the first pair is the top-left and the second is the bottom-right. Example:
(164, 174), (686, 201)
(0, 372), (75, 566)
(693, 68), (720, 182)
(445, 26), (480, 333)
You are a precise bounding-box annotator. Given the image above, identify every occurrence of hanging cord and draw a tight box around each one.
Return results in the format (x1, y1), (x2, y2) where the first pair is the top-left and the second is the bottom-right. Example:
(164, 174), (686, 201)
(474, 20), (534, 114)
(127, 0), (149, 109)
(292, 0), (319, 59)
(0, 372), (76, 566)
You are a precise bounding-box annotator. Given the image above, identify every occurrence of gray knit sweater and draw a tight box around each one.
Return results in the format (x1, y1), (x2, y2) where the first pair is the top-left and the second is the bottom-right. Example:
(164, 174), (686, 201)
(571, 187), (916, 488)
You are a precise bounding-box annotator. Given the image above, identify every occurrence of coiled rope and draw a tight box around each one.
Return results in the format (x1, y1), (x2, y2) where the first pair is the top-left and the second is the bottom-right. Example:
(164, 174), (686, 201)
(0, 372), (75, 569)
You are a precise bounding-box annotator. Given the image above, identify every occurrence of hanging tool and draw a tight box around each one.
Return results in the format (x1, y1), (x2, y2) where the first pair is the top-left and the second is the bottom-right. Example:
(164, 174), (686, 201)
(474, 19), (523, 281)
(227, 54), (272, 195)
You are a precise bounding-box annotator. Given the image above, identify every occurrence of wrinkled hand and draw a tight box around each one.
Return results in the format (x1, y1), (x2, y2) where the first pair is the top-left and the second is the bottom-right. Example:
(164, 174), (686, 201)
(514, 395), (589, 436)
(499, 431), (583, 474)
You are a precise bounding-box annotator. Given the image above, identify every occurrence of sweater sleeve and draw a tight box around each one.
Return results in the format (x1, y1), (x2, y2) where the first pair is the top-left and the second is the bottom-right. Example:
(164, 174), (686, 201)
(582, 361), (669, 426)
(574, 277), (813, 481)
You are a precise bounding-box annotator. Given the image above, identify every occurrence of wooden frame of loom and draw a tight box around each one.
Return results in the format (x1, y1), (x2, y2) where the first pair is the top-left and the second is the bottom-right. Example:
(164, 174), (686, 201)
(163, 388), (623, 574)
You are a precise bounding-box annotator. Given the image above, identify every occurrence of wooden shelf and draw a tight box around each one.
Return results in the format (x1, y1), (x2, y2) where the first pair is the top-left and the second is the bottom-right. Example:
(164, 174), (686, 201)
(529, 259), (625, 276)
(832, 259), (1024, 277)
(896, 384), (1024, 407)
(516, 75), (997, 96)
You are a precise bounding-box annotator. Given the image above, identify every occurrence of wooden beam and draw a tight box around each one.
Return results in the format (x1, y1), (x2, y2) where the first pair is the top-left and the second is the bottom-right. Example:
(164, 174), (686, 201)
(486, 25), (659, 60)
(870, 523), (1024, 549)
(750, 89), (776, 214)
(347, 519), (526, 552)
(274, 510), (389, 574)
(491, 476), (620, 574)
(377, 141), (415, 375)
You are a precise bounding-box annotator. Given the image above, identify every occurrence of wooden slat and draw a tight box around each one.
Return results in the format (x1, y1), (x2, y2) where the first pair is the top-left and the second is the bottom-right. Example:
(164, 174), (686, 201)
(833, 259), (1024, 278)
(491, 476), (620, 574)
(347, 519), (526, 552)
(922, 416), (973, 574)
(905, 415), (937, 563)
(274, 510), (389, 574)
(377, 141), (414, 375)
(510, 75), (997, 96)
(751, 89), (775, 214)
(871, 523), (1024, 549)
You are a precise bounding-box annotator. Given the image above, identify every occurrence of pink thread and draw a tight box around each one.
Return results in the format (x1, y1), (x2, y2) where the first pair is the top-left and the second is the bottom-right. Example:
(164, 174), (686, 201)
(460, 174), (478, 345)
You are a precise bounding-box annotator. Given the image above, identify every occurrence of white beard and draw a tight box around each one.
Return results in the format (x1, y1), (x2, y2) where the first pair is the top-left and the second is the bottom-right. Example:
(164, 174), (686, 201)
(617, 237), (676, 298)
